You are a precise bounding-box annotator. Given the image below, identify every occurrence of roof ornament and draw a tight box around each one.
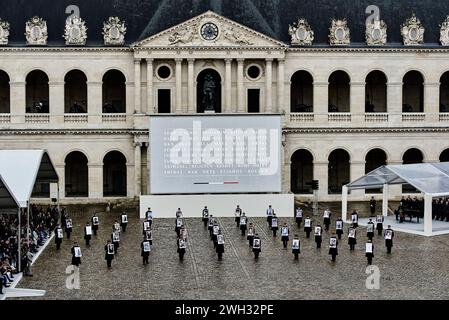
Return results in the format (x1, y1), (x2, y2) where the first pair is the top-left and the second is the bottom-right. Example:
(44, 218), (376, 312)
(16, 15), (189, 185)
(440, 15), (449, 46)
(401, 13), (424, 45)
(289, 18), (314, 45)
(329, 19), (350, 46)
(0, 18), (10, 45)
(365, 18), (387, 45)
(103, 17), (126, 46)
(63, 15), (87, 45)
(25, 16), (48, 46)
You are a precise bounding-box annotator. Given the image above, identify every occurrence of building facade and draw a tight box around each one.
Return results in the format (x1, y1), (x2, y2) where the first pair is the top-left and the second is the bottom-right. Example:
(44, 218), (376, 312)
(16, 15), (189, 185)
(1, 2), (449, 202)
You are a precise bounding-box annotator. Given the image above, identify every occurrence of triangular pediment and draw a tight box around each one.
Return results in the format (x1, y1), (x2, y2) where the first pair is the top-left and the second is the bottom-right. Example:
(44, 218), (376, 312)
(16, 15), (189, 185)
(133, 10), (286, 48)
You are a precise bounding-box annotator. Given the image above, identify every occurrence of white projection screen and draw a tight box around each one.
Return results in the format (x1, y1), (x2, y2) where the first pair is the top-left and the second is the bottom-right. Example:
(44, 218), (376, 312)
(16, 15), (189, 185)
(150, 115), (282, 194)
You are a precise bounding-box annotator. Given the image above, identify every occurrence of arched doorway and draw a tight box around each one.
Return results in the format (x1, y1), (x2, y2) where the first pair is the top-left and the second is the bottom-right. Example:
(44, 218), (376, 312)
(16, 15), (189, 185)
(402, 71), (424, 112)
(365, 149), (387, 193)
(440, 72), (449, 112)
(103, 151), (127, 197)
(26, 70), (49, 113)
(197, 69), (221, 113)
(65, 151), (88, 197)
(290, 71), (313, 112)
(290, 149), (313, 194)
(0, 70), (10, 113)
(440, 149), (449, 162)
(402, 148), (424, 193)
(328, 71), (350, 112)
(65, 70), (87, 113)
(102, 70), (126, 113)
(365, 71), (387, 112)
(328, 149), (350, 194)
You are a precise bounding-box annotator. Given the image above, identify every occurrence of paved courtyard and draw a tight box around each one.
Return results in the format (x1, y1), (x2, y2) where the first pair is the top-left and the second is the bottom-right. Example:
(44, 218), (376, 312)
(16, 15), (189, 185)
(12, 207), (449, 300)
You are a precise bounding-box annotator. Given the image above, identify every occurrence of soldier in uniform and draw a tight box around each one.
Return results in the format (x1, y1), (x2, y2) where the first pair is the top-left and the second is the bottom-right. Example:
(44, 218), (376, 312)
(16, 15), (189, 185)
(281, 223), (289, 248)
(295, 207), (303, 227)
(266, 205), (274, 228)
(328, 233), (338, 262)
(369, 196), (376, 215)
(55, 224), (63, 250)
(365, 239), (374, 265)
(247, 223), (255, 247)
(84, 222), (92, 247)
(71, 242), (81, 267)
(366, 218), (375, 240)
(314, 224), (323, 248)
(376, 215), (384, 236)
(216, 231), (225, 260)
(323, 208), (331, 231)
(291, 235), (300, 260)
(202, 206), (209, 227)
(271, 214), (279, 236)
(105, 240), (114, 268)
(235, 205), (242, 227)
(141, 236), (151, 265)
(348, 224), (357, 251)
(384, 225), (395, 254)
(252, 234), (262, 259)
(65, 218), (73, 240)
(351, 210), (359, 228)
(335, 217), (344, 239)
(239, 212), (248, 236)
(177, 237), (187, 261)
(91, 214), (99, 236)
(120, 212), (128, 232)
(304, 216), (312, 238)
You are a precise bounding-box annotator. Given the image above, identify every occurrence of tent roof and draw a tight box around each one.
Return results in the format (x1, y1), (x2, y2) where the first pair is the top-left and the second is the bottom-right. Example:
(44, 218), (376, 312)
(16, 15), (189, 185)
(0, 150), (59, 208)
(346, 162), (449, 196)
(0, 174), (19, 212)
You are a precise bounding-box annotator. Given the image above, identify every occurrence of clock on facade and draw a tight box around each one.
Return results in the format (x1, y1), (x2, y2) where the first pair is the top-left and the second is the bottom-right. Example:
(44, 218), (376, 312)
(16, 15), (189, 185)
(201, 22), (219, 41)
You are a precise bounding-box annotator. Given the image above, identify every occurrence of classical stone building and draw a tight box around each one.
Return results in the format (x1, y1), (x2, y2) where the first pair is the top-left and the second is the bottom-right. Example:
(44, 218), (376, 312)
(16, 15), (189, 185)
(1, 0), (449, 203)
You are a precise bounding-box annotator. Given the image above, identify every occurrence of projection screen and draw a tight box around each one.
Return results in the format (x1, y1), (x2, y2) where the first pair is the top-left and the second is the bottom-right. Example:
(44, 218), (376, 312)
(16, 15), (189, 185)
(149, 115), (282, 194)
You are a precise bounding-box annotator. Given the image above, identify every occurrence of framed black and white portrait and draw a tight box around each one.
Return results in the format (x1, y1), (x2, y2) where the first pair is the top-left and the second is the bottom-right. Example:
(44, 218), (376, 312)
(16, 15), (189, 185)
(314, 226), (321, 235)
(85, 226), (92, 235)
(92, 217), (99, 225)
(253, 239), (261, 248)
(113, 232), (120, 242)
(240, 216), (247, 225)
(217, 234), (224, 244)
(292, 239), (300, 249)
(366, 243), (373, 253)
(179, 239), (186, 249)
(376, 216), (383, 223)
(57, 228), (63, 238)
(385, 230), (392, 240)
(324, 210), (330, 218)
(176, 219), (183, 228)
(272, 219), (278, 228)
(74, 246), (82, 257)
(305, 219), (311, 227)
(121, 215), (128, 224)
(296, 209), (302, 218)
(329, 238), (337, 248)
(336, 221), (343, 230)
(107, 243), (115, 255)
(349, 229), (356, 238)
(143, 241), (151, 252)
(248, 228), (254, 236)
(66, 219), (72, 228)
(144, 221), (150, 231)
(281, 227), (288, 236)
(213, 225), (219, 235)
(367, 224), (374, 233)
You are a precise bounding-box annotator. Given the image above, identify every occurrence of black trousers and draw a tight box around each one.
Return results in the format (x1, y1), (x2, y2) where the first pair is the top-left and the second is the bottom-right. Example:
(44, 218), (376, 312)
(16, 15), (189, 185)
(306, 231), (311, 238)
(282, 240), (288, 248)
(179, 252), (185, 261)
(143, 256), (149, 264)
(107, 259), (112, 268)
(56, 242), (61, 250)
(331, 254), (336, 262)
(294, 253), (299, 260)
(272, 229), (277, 236)
(350, 244), (355, 250)
(367, 256), (373, 265)
(122, 225), (127, 232)
(387, 246), (392, 254)
(241, 228), (246, 236)
(254, 252), (259, 259)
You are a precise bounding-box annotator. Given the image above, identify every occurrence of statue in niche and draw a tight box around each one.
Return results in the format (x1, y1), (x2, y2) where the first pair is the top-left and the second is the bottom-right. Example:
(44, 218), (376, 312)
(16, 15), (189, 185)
(202, 74), (216, 112)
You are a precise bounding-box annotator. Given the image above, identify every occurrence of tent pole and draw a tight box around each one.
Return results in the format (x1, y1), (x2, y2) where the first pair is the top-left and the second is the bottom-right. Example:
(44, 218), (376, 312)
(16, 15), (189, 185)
(18, 207), (21, 272)
(57, 182), (61, 225)
(424, 194), (433, 236)
(382, 183), (389, 217)
(342, 185), (348, 221)
(27, 200), (30, 252)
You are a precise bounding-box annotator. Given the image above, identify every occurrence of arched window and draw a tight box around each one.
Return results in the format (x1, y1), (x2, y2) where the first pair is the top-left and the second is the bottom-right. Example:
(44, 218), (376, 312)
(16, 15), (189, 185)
(365, 149), (387, 193)
(402, 148), (424, 193)
(402, 71), (424, 112)
(197, 69), (222, 113)
(440, 72), (449, 112)
(102, 70), (126, 113)
(365, 71), (387, 112)
(0, 70), (10, 113)
(103, 151), (127, 196)
(328, 149), (350, 194)
(290, 71), (313, 112)
(65, 70), (87, 113)
(440, 149), (449, 162)
(26, 70), (49, 113)
(290, 149), (313, 194)
(65, 151), (88, 197)
(328, 71), (350, 112)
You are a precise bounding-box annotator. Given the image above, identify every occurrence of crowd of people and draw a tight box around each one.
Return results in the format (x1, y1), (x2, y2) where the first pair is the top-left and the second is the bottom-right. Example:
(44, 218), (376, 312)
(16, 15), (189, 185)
(393, 196), (425, 223)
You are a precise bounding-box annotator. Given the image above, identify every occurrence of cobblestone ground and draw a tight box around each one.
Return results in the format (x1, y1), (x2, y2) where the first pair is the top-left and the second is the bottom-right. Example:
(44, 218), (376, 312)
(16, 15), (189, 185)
(13, 209), (449, 300)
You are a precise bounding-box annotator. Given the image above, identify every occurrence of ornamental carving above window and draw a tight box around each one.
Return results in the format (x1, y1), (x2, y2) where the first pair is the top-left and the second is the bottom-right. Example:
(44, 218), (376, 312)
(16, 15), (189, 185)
(329, 19), (350, 46)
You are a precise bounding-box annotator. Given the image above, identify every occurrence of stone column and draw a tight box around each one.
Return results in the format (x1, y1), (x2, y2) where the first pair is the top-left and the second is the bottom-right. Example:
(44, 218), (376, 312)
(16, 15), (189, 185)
(134, 142), (142, 196)
(88, 163), (103, 199)
(134, 59), (142, 114)
(237, 58), (245, 113)
(314, 161), (329, 198)
(146, 59), (154, 114)
(49, 81), (64, 124)
(187, 58), (195, 113)
(313, 81), (329, 124)
(424, 82), (439, 123)
(175, 58), (183, 113)
(387, 82), (402, 125)
(9, 81), (25, 123)
(277, 59), (285, 114)
(350, 82), (365, 123)
(87, 81), (102, 124)
(265, 58), (273, 113)
(225, 58), (232, 113)
(54, 164), (65, 199)
(127, 163), (135, 198)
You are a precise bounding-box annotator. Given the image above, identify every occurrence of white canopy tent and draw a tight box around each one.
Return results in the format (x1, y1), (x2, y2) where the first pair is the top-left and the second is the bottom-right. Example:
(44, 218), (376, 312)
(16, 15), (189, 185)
(0, 150), (59, 270)
(342, 162), (449, 236)
(0, 174), (20, 212)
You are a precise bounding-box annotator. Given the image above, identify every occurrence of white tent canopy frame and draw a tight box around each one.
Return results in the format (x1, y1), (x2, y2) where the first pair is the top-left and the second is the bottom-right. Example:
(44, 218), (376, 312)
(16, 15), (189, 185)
(0, 150), (59, 270)
(341, 162), (449, 236)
